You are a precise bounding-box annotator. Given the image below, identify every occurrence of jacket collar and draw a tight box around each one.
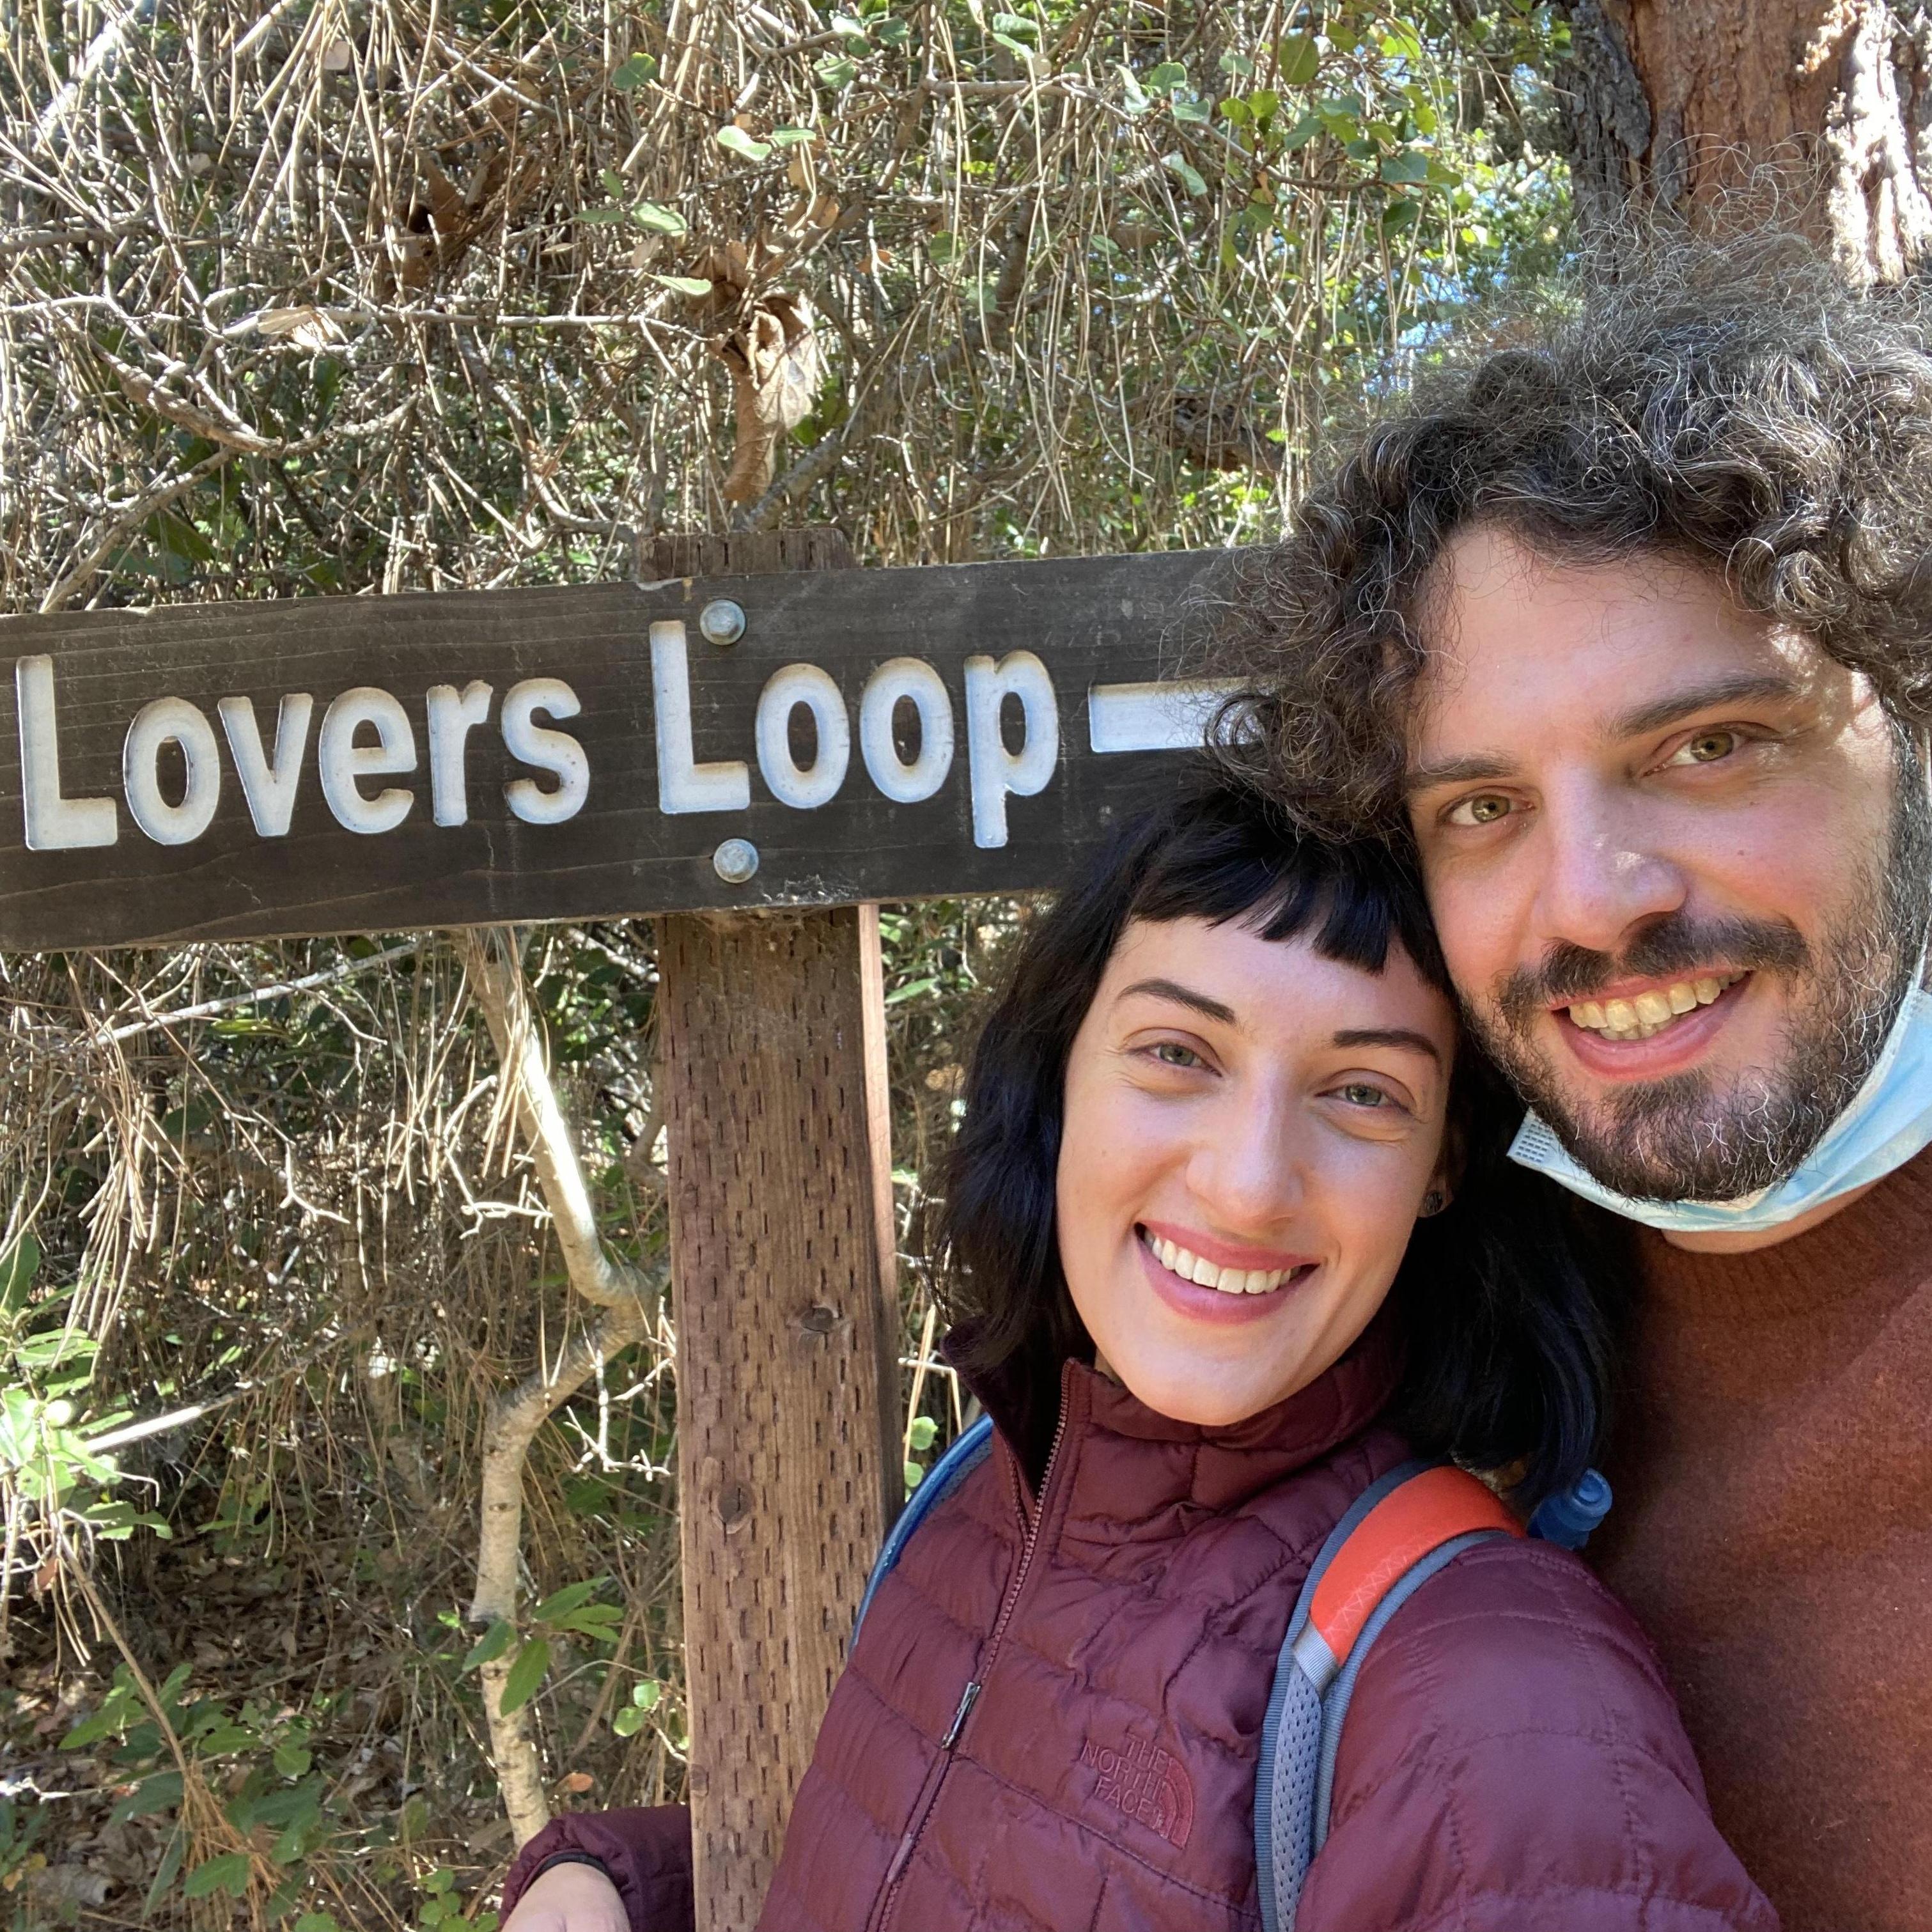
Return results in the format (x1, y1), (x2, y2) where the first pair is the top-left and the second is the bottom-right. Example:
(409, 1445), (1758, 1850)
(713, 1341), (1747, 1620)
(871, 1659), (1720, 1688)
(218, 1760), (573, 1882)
(956, 1311), (1403, 1509)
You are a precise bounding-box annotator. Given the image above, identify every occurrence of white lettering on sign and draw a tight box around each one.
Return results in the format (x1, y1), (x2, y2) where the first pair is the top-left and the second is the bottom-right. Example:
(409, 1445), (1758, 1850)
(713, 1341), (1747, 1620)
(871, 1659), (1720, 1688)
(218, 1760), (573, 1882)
(503, 678), (590, 825)
(859, 658), (953, 804)
(427, 680), (494, 827)
(1087, 679), (1243, 754)
(123, 696), (222, 846)
(319, 687), (416, 835)
(756, 664), (850, 810)
(650, 620), (751, 815)
(16, 656), (117, 850)
(218, 694), (313, 837)
(963, 650), (1059, 848)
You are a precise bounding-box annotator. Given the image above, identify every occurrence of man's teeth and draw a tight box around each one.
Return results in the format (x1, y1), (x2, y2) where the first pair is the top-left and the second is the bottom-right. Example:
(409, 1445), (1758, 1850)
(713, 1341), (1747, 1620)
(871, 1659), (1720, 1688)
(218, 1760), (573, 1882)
(1144, 1231), (1292, 1295)
(1566, 973), (1742, 1041)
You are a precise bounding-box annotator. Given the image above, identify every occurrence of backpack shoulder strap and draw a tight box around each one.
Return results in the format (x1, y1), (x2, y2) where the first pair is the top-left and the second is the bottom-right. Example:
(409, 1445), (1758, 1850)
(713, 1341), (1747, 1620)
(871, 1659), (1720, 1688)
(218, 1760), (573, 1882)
(1254, 1461), (1522, 1932)
(851, 1413), (995, 1646)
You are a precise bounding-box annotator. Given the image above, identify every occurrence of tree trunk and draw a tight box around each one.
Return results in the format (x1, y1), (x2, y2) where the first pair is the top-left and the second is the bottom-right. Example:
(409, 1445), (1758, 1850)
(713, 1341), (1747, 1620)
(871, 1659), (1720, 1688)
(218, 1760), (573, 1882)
(1560, 0), (1932, 281)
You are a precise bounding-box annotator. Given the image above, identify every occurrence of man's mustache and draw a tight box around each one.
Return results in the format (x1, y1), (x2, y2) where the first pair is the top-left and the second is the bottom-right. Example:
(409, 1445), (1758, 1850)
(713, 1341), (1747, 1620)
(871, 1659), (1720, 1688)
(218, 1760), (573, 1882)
(1495, 915), (1812, 1028)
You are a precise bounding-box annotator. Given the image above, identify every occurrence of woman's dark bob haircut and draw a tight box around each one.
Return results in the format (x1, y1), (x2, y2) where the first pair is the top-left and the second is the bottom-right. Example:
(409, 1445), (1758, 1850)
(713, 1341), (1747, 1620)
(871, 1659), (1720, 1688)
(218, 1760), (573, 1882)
(931, 766), (1617, 1507)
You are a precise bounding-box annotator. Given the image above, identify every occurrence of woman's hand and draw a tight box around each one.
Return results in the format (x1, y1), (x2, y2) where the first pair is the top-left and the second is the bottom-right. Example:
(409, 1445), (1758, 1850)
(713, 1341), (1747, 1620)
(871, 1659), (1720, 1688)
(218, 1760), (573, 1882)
(499, 1859), (629, 1932)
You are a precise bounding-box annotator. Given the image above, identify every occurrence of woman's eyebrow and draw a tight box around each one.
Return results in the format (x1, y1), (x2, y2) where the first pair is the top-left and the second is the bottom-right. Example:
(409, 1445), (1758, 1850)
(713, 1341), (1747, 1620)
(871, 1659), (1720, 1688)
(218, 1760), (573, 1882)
(1117, 978), (1236, 1025)
(1332, 1025), (1442, 1064)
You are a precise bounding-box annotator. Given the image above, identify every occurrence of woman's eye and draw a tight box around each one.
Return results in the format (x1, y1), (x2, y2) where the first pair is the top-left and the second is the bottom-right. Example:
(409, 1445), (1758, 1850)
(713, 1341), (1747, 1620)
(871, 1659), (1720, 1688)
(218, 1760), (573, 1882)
(1444, 791), (1514, 828)
(1150, 1041), (1203, 1069)
(1336, 1082), (1392, 1109)
(1666, 728), (1741, 767)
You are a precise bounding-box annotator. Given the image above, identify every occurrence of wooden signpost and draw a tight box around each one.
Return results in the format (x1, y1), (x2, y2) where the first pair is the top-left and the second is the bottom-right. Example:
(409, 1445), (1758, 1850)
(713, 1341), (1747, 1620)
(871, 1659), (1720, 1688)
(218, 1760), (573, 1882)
(0, 539), (1236, 1929)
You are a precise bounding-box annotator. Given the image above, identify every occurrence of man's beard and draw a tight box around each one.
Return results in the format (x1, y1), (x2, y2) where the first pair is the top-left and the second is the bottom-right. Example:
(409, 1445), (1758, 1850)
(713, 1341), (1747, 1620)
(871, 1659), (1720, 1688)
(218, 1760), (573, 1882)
(1464, 735), (1932, 1204)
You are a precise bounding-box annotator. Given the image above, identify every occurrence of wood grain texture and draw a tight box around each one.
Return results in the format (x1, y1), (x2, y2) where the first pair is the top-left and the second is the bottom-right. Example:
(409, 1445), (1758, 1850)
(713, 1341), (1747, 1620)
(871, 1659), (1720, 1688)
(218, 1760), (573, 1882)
(0, 547), (1229, 949)
(658, 532), (898, 1932)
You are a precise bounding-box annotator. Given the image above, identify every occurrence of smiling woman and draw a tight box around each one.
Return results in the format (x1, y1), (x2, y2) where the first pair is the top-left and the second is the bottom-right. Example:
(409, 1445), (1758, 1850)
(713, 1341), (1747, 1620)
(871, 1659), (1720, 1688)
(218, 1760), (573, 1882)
(499, 768), (1776, 1932)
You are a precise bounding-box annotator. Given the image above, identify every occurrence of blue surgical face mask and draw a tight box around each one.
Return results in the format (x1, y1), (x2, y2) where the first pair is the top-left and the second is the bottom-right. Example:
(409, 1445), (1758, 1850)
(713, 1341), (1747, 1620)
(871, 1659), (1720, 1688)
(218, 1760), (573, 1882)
(1507, 972), (1932, 1236)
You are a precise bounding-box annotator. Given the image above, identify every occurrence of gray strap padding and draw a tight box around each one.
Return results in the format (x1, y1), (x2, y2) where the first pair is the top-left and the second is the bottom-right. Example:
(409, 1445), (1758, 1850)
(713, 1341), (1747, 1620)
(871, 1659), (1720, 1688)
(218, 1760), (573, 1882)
(1308, 1528), (1509, 1858)
(1254, 1461), (1431, 1932)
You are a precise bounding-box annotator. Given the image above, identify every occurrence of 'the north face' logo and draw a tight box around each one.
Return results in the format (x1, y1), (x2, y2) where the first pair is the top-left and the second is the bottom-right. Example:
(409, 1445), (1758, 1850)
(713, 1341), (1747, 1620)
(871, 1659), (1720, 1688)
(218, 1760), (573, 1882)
(1080, 1734), (1195, 1850)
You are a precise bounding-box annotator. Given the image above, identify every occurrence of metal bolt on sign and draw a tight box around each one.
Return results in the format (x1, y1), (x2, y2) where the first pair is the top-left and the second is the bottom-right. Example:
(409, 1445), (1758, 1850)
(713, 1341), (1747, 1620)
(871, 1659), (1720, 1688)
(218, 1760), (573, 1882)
(699, 598), (747, 647)
(712, 837), (760, 884)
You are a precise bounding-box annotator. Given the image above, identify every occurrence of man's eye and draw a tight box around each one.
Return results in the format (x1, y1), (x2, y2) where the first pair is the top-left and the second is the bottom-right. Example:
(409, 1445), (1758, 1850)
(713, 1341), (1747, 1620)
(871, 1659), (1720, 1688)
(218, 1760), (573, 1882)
(1445, 792), (1513, 827)
(1666, 728), (1741, 767)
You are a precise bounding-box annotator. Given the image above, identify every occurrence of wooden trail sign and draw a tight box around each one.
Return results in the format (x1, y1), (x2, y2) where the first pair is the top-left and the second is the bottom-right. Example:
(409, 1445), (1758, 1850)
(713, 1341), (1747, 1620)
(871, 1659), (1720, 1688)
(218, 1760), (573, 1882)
(0, 548), (1236, 951)
(0, 537), (1241, 1931)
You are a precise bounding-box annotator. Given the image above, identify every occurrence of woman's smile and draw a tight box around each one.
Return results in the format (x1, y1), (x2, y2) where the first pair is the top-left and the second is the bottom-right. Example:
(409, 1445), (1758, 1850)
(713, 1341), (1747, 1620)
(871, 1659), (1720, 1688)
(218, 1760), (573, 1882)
(1134, 1220), (1320, 1326)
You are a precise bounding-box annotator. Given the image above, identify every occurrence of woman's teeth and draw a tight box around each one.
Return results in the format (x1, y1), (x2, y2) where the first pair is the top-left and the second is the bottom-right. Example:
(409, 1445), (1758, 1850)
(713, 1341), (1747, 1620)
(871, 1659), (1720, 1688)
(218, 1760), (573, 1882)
(1143, 1230), (1292, 1295)
(1566, 972), (1741, 1042)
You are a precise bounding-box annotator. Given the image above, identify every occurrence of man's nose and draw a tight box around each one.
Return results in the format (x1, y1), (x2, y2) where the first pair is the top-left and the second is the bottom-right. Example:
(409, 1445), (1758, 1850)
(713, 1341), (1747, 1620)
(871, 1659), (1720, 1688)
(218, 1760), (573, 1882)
(1185, 1088), (1305, 1231)
(1532, 788), (1689, 958)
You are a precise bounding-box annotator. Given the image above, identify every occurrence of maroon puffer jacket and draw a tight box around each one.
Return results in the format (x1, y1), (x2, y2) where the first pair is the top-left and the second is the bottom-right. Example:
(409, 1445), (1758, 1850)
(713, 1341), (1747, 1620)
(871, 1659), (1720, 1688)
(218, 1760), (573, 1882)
(505, 1327), (1776, 1932)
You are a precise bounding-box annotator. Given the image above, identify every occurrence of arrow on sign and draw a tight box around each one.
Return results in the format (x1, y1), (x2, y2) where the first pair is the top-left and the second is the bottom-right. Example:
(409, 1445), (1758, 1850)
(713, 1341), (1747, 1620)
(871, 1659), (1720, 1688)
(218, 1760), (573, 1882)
(1087, 678), (1245, 754)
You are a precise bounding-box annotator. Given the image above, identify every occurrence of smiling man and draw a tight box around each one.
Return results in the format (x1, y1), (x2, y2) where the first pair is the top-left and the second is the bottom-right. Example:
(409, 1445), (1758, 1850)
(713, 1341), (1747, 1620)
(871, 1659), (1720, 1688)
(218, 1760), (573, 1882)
(1231, 237), (1932, 1931)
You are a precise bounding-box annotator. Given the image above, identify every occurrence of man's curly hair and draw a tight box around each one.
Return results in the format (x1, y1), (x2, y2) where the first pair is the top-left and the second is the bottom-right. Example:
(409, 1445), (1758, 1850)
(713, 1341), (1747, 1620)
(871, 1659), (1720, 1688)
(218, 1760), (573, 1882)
(1215, 231), (1932, 837)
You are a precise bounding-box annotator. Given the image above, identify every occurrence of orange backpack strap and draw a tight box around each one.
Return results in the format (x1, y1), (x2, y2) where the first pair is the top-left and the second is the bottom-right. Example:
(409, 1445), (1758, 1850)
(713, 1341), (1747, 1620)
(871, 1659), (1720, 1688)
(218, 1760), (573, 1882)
(1255, 1460), (1524, 1932)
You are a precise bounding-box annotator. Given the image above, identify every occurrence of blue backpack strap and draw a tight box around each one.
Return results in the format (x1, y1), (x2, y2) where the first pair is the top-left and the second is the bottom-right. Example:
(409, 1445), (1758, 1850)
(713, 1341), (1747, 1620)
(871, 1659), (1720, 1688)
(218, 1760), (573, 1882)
(1254, 1461), (1523, 1932)
(851, 1414), (994, 1646)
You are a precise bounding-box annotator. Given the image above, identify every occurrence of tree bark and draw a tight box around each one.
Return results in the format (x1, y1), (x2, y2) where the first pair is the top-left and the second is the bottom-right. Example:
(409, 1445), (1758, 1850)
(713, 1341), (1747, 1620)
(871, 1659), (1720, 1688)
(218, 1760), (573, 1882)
(455, 926), (662, 1847)
(1559, 0), (1932, 281)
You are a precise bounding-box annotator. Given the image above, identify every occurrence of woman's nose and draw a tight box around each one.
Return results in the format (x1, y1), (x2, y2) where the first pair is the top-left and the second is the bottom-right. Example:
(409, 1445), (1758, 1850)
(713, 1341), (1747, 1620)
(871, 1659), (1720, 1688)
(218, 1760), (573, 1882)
(1184, 1093), (1305, 1231)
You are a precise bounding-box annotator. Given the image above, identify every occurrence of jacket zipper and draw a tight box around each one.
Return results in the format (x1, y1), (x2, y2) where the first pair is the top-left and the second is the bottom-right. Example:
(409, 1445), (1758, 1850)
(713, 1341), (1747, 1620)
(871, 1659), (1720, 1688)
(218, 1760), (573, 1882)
(866, 1379), (1073, 1932)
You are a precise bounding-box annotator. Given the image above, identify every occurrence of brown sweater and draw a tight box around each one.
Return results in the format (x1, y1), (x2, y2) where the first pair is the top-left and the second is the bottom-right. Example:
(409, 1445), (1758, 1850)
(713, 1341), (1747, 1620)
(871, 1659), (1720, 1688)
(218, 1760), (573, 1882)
(1592, 1145), (1932, 1932)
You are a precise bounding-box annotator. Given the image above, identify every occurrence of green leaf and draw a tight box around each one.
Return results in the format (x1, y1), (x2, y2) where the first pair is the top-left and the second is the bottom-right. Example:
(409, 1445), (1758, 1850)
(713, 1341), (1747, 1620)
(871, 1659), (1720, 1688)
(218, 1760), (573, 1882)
(1277, 34), (1320, 85)
(1218, 48), (1255, 75)
(600, 167), (626, 198)
(768, 127), (817, 146)
(652, 275), (715, 297)
(1171, 97), (1209, 125)
(991, 11), (1038, 38)
(715, 125), (772, 161)
(498, 1638), (550, 1716)
(908, 1415), (939, 1451)
(1118, 64), (1151, 114)
(111, 1770), (183, 1823)
(612, 1704), (646, 1737)
(147, 1828), (187, 1915)
(463, 1619), (515, 1670)
(927, 230), (959, 264)
(1162, 152), (1209, 198)
(1146, 61), (1187, 93)
(875, 19), (910, 47)
(183, 1850), (253, 1898)
(1380, 150), (1429, 184)
(991, 31), (1036, 60)
(1279, 111), (1323, 151)
(629, 201), (688, 235)
(0, 1231), (40, 1312)
(904, 1459), (925, 1493)
(577, 208), (625, 224)
(632, 1679), (663, 1711)
(1220, 96), (1250, 127)
(294, 1917), (343, 1932)
(272, 1739), (313, 1777)
(814, 54), (859, 90)
(532, 1578), (603, 1623)
(610, 54), (657, 91)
